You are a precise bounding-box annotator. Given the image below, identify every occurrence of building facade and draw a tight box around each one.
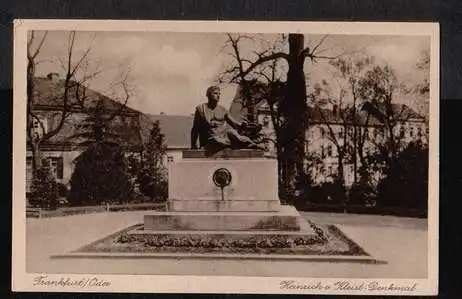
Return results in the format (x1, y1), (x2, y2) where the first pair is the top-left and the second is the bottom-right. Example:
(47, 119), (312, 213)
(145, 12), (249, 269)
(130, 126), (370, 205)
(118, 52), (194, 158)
(28, 74), (427, 194)
(26, 73), (144, 192)
(255, 100), (427, 187)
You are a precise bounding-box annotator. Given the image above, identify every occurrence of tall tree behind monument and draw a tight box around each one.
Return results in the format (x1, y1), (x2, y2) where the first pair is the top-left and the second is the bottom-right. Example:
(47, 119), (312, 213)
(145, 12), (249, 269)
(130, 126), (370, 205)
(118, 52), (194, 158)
(137, 120), (168, 201)
(220, 33), (337, 201)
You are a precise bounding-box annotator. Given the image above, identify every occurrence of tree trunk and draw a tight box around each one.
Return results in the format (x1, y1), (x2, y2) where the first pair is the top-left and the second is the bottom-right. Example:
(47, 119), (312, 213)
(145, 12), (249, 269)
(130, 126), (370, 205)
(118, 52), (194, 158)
(30, 141), (42, 176)
(281, 33), (308, 194)
(337, 153), (345, 186)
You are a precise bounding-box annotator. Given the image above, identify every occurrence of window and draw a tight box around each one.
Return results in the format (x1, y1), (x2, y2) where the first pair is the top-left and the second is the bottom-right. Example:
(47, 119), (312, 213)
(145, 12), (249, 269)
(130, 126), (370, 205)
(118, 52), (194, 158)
(262, 116), (270, 127)
(43, 157), (63, 180)
(399, 126), (405, 138)
(50, 158), (63, 180)
(327, 166), (333, 176)
(320, 145), (325, 158)
(364, 127), (371, 140)
(327, 145), (333, 157)
(26, 157), (33, 169)
(409, 127), (415, 138)
(417, 127), (423, 139)
(379, 127), (385, 138)
(338, 128), (344, 139)
(167, 156), (174, 163)
(32, 116), (48, 138)
(320, 128), (326, 139)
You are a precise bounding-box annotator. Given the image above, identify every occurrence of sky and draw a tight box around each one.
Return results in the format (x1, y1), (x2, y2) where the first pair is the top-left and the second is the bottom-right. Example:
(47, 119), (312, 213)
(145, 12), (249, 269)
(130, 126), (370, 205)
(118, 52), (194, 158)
(29, 30), (430, 116)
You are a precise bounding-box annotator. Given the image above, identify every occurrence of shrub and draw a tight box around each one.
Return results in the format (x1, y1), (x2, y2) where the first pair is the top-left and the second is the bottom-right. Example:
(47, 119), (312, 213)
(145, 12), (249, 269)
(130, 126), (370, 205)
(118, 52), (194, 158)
(376, 142), (428, 212)
(57, 183), (69, 198)
(315, 181), (346, 204)
(28, 161), (59, 210)
(68, 142), (133, 206)
(137, 170), (168, 202)
(348, 182), (377, 206)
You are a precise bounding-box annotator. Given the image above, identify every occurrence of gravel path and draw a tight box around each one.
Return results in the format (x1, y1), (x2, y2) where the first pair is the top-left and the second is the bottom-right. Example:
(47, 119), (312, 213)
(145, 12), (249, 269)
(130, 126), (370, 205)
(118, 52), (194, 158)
(25, 211), (428, 278)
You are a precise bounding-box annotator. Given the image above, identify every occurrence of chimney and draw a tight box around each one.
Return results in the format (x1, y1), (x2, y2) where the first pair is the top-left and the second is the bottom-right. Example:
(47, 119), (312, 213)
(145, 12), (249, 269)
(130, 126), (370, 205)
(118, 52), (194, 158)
(46, 72), (60, 83)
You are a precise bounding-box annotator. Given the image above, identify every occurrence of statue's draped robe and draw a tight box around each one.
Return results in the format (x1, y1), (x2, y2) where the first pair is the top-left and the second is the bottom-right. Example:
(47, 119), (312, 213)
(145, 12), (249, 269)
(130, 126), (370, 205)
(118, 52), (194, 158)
(192, 103), (247, 148)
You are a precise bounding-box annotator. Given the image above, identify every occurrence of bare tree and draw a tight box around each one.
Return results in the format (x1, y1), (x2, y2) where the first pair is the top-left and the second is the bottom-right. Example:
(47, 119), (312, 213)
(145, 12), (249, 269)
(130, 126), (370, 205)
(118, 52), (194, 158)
(358, 64), (410, 168)
(219, 33), (339, 197)
(328, 54), (374, 184)
(310, 81), (351, 188)
(27, 31), (132, 177)
(27, 31), (49, 175)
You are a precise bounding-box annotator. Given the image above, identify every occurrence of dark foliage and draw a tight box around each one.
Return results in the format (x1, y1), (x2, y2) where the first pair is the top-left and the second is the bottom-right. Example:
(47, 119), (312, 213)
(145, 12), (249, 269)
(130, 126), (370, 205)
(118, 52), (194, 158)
(376, 141), (429, 212)
(137, 170), (168, 202)
(68, 142), (132, 205)
(136, 120), (168, 201)
(349, 181), (376, 206)
(28, 160), (59, 210)
(57, 183), (69, 198)
(68, 100), (133, 205)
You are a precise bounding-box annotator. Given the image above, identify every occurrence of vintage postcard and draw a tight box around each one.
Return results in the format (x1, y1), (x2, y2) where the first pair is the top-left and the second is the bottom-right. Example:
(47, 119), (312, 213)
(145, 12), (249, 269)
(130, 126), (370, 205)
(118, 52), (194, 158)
(12, 19), (439, 295)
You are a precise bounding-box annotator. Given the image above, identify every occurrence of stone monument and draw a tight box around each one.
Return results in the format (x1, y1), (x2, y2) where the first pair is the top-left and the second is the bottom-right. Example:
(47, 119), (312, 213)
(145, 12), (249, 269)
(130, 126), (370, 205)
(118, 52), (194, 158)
(141, 86), (317, 244)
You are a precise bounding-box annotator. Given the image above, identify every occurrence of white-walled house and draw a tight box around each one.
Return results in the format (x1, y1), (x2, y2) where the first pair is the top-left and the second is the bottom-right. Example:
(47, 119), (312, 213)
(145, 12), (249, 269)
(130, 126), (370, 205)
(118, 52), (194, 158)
(26, 73), (144, 192)
(229, 87), (428, 188)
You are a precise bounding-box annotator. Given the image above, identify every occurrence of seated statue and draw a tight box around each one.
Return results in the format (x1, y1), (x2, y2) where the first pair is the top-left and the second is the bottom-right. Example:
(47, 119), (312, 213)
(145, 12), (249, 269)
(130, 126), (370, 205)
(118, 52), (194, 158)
(190, 86), (265, 151)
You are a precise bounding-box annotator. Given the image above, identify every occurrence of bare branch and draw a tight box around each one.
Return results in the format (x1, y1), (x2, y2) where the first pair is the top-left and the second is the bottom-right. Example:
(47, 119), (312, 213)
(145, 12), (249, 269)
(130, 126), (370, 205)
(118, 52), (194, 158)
(311, 35), (329, 56)
(31, 31), (48, 60)
(231, 51), (289, 82)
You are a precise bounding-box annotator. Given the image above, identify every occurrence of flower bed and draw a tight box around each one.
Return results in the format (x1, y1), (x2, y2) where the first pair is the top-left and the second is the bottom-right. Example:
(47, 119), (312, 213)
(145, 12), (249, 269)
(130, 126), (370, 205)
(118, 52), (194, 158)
(76, 222), (369, 256)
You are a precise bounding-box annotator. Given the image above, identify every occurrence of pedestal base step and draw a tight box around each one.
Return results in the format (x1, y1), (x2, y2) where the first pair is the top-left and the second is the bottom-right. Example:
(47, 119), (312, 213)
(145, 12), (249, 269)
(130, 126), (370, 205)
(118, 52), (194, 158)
(143, 205), (311, 232)
(168, 199), (281, 212)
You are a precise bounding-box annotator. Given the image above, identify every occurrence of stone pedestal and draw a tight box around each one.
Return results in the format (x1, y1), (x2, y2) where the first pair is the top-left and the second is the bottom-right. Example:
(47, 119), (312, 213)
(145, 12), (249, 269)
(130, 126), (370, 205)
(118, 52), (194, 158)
(168, 150), (279, 212)
(142, 149), (317, 239)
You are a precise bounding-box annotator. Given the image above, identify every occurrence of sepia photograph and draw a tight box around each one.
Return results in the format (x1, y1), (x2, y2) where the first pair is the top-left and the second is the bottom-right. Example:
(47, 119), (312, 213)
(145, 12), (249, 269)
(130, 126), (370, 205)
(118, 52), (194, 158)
(12, 20), (439, 295)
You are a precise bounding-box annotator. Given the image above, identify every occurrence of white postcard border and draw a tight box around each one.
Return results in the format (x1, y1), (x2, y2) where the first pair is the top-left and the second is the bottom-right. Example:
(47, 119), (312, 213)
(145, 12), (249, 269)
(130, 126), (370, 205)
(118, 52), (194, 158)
(12, 19), (440, 295)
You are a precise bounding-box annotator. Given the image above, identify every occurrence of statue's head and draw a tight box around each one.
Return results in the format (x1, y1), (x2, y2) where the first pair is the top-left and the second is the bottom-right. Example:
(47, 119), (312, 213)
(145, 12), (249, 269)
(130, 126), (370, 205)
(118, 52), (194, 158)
(206, 85), (221, 104)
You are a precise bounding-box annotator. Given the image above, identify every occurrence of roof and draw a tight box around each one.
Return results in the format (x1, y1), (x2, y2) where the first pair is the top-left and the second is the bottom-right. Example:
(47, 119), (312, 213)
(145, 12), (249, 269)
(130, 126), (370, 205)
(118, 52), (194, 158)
(361, 101), (425, 122)
(141, 114), (193, 149)
(32, 75), (139, 115)
(30, 74), (143, 148)
(229, 81), (425, 127)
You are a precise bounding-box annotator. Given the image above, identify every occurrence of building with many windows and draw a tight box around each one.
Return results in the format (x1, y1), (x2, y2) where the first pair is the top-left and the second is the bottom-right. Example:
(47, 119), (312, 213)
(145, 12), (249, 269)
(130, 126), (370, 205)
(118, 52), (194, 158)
(27, 74), (427, 194)
(230, 88), (427, 188)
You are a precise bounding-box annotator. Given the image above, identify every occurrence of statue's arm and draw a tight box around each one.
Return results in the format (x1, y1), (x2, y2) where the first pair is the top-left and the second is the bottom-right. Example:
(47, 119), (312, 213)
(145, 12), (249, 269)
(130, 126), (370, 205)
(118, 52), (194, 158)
(225, 111), (245, 129)
(190, 107), (200, 149)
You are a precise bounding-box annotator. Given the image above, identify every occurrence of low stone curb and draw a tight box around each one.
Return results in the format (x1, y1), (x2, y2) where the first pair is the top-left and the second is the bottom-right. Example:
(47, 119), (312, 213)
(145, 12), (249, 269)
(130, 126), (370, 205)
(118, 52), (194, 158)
(50, 251), (386, 264)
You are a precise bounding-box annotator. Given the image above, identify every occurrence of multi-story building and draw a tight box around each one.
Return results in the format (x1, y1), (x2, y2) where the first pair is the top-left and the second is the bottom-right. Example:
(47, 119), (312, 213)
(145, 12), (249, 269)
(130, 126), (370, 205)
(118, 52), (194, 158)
(230, 87), (427, 188)
(26, 73), (194, 193)
(28, 74), (427, 194)
(26, 73), (145, 192)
